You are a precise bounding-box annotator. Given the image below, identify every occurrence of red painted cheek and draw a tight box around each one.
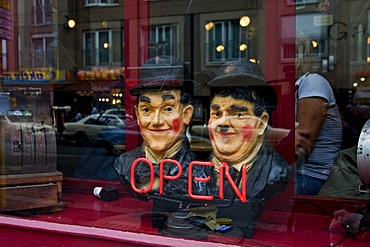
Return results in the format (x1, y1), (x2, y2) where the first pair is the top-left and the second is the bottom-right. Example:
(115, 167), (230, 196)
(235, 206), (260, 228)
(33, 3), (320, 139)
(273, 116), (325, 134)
(172, 118), (180, 133)
(208, 121), (214, 141)
(242, 124), (254, 141)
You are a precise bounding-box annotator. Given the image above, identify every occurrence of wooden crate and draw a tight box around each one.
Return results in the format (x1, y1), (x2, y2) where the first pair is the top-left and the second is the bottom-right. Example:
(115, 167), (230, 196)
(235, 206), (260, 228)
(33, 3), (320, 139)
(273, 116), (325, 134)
(0, 171), (63, 212)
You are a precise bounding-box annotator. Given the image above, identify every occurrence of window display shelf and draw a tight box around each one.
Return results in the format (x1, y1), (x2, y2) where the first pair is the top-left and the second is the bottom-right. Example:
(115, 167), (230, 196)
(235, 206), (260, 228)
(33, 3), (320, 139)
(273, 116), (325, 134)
(0, 178), (369, 246)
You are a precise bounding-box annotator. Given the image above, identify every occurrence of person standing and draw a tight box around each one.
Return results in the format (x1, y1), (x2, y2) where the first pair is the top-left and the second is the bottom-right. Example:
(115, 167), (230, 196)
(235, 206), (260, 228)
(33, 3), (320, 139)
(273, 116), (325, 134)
(91, 106), (98, 114)
(294, 32), (343, 195)
(294, 72), (343, 195)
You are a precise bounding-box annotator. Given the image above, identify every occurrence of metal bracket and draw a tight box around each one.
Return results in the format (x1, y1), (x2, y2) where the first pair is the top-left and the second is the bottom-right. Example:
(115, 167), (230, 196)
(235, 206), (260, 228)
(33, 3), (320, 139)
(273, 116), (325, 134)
(358, 184), (370, 194)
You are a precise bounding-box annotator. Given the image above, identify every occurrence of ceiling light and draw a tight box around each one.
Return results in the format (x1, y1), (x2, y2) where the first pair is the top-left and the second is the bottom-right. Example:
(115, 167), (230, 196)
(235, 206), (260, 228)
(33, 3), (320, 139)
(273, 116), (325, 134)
(240, 16), (250, 27)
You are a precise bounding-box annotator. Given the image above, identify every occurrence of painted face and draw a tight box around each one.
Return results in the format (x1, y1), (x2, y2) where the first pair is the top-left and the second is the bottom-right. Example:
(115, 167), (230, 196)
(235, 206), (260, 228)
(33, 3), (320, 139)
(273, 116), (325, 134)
(135, 90), (193, 156)
(208, 95), (268, 163)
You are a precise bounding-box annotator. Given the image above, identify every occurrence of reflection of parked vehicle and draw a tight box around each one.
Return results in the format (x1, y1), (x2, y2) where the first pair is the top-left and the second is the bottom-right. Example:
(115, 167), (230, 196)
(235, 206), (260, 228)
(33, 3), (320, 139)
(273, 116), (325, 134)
(5, 110), (34, 123)
(354, 87), (370, 105)
(98, 118), (140, 148)
(98, 125), (126, 146)
(62, 114), (125, 145)
(0, 115), (11, 125)
(103, 108), (134, 121)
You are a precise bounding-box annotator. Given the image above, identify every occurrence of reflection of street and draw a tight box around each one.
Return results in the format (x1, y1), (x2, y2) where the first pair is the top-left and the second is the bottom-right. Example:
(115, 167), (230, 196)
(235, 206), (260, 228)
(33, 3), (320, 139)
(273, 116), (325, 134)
(57, 140), (118, 179)
(57, 141), (86, 177)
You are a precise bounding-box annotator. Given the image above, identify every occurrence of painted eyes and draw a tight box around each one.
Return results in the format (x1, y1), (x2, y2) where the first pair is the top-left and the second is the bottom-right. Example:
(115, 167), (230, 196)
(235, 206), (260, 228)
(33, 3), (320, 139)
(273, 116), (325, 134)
(164, 106), (173, 113)
(211, 111), (221, 118)
(142, 107), (150, 114)
(211, 111), (246, 118)
(141, 106), (174, 115)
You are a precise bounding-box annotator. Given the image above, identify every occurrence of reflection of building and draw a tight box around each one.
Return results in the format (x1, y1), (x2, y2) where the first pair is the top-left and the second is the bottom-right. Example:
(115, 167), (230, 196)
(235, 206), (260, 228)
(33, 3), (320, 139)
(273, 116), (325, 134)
(53, 0), (271, 123)
(54, 1), (125, 116)
(1, 0), (58, 124)
(2, 1), (370, 126)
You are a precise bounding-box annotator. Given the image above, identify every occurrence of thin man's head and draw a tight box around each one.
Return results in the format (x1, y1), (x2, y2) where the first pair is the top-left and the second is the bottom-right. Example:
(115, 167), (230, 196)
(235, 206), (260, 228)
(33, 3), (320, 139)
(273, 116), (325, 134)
(130, 56), (195, 155)
(135, 89), (194, 156)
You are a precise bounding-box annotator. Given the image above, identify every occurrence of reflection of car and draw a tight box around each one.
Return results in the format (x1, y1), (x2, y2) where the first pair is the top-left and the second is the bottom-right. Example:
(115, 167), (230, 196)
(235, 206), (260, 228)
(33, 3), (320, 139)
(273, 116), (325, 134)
(0, 115), (11, 124)
(98, 125), (126, 146)
(354, 87), (370, 105)
(103, 109), (134, 121)
(98, 118), (140, 148)
(62, 114), (125, 145)
(8, 109), (32, 116)
(5, 110), (34, 123)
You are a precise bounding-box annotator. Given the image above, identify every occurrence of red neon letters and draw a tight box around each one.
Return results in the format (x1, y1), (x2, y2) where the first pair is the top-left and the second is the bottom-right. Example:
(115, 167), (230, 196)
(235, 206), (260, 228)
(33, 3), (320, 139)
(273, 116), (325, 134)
(130, 158), (247, 202)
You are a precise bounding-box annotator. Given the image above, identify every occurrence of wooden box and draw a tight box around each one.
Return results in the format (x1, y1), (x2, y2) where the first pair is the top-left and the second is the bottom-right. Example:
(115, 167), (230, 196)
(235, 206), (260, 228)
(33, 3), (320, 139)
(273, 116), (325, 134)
(0, 171), (63, 212)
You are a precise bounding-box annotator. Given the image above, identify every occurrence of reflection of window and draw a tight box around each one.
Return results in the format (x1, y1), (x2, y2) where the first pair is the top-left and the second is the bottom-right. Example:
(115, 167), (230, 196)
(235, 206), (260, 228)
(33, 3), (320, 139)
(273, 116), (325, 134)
(83, 30), (123, 67)
(85, 118), (98, 125)
(33, 0), (51, 24)
(205, 20), (248, 63)
(309, 38), (327, 57)
(148, 24), (179, 58)
(295, 36), (328, 60)
(85, 0), (119, 6)
(32, 35), (55, 68)
(2, 40), (6, 71)
(282, 43), (295, 61)
(287, 0), (319, 5)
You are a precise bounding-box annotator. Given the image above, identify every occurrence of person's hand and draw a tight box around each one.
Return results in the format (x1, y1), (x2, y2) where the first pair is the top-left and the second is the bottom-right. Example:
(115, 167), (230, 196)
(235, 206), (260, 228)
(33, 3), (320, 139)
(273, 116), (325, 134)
(329, 209), (363, 233)
(328, 209), (349, 245)
(329, 209), (351, 233)
(295, 128), (311, 156)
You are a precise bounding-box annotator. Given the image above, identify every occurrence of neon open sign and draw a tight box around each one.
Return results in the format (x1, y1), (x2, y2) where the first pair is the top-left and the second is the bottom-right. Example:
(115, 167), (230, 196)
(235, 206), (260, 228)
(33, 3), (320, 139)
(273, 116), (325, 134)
(130, 158), (247, 202)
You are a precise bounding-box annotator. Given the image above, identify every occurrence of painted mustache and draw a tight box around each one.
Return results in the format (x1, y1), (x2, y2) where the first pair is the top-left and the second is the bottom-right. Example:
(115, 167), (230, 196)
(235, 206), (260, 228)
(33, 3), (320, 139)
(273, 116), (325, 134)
(219, 126), (230, 133)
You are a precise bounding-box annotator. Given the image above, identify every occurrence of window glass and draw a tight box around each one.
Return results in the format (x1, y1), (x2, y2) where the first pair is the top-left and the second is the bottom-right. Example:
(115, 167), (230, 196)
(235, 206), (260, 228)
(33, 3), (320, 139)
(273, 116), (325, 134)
(33, 38), (44, 67)
(206, 20), (246, 63)
(31, 36), (54, 68)
(1, 1), (370, 246)
(84, 32), (96, 66)
(149, 24), (179, 58)
(84, 30), (123, 67)
(98, 31), (110, 65)
(34, 0), (51, 24)
(85, 0), (119, 7)
(112, 30), (123, 63)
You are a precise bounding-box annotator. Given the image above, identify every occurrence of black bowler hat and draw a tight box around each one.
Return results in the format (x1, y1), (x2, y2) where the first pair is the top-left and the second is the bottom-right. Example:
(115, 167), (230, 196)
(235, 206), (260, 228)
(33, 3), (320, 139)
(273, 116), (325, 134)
(206, 59), (277, 109)
(129, 55), (193, 96)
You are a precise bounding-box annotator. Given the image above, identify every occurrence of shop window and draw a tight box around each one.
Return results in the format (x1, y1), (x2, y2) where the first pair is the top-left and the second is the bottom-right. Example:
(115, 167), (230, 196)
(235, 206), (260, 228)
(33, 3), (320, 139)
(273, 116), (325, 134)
(33, 0), (51, 25)
(368, 10), (370, 62)
(85, 0), (119, 7)
(148, 24), (179, 58)
(349, 20), (368, 63)
(83, 29), (123, 67)
(287, 0), (319, 6)
(294, 36), (328, 61)
(32, 35), (55, 68)
(2, 40), (6, 71)
(205, 20), (249, 64)
(3, 1), (370, 246)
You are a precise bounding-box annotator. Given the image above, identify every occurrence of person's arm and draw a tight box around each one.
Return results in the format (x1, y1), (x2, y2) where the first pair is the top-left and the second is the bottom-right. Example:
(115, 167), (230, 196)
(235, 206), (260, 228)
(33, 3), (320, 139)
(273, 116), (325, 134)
(296, 97), (328, 154)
